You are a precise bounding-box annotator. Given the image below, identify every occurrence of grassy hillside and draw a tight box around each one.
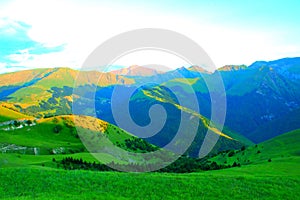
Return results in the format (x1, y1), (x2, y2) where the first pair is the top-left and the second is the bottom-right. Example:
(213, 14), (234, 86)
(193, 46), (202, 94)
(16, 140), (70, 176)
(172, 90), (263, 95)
(0, 68), (135, 108)
(0, 115), (84, 153)
(0, 104), (33, 122)
(33, 68), (134, 88)
(209, 129), (300, 166)
(141, 86), (252, 148)
(0, 68), (52, 87)
(0, 114), (161, 170)
(0, 114), (157, 153)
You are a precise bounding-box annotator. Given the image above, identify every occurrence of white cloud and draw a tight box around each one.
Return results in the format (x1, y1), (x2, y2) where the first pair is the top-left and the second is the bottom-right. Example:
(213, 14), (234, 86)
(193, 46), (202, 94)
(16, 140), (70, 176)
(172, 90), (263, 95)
(0, 63), (6, 68)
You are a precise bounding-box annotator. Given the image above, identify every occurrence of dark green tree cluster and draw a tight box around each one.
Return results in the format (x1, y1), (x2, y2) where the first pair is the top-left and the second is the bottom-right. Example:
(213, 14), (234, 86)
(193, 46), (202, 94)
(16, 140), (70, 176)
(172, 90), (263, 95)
(13, 120), (21, 127)
(59, 155), (241, 173)
(53, 125), (63, 133)
(25, 120), (32, 125)
(228, 150), (235, 157)
(124, 137), (158, 152)
(157, 156), (235, 173)
(60, 157), (113, 171)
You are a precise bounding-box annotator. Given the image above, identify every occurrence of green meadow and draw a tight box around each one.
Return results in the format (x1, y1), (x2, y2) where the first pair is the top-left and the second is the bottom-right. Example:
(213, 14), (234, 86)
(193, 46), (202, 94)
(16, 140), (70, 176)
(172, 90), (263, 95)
(0, 164), (299, 200)
(1, 131), (299, 199)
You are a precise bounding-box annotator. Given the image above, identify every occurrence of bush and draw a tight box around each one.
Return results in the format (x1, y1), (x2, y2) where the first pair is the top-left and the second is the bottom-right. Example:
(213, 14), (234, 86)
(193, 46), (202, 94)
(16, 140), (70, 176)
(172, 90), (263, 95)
(232, 162), (241, 167)
(228, 151), (235, 157)
(52, 118), (59, 123)
(53, 125), (63, 133)
(13, 120), (21, 127)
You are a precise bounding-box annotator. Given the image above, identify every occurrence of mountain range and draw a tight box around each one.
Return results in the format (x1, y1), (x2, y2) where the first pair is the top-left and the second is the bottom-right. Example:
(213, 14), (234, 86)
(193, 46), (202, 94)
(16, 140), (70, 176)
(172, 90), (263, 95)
(0, 57), (300, 157)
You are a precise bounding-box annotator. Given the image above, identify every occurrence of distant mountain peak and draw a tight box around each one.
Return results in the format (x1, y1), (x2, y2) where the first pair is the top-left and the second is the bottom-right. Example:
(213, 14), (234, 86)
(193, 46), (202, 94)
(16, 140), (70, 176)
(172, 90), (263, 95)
(218, 65), (247, 71)
(187, 65), (211, 74)
(249, 57), (300, 70)
(110, 65), (163, 76)
(176, 66), (188, 71)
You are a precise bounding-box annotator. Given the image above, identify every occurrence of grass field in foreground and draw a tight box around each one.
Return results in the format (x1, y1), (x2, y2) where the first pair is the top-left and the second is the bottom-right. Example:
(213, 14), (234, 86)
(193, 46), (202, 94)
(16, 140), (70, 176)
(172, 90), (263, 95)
(0, 166), (299, 200)
(0, 129), (299, 199)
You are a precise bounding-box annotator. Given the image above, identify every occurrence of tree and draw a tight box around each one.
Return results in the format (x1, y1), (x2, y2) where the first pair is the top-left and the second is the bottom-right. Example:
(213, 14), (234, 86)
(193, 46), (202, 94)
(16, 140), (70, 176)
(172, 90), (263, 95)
(53, 125), (63, 133)
(228, 151), (235, 157)
(52, 118), (59, 124)
(232, 162), (239, 167)
(13, 120), (21, 127)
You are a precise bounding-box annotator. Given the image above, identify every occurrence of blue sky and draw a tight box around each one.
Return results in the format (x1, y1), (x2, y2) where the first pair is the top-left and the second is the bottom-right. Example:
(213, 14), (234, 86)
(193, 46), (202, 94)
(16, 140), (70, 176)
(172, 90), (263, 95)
(0, 0), (299, 73)
(0, 18), (65, 69)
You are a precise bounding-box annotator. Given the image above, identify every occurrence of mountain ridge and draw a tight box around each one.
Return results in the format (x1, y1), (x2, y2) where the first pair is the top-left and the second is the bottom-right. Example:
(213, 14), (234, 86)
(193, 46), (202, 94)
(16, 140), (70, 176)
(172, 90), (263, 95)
(110, 65), (163, 76)
(0, 56), (300, 145)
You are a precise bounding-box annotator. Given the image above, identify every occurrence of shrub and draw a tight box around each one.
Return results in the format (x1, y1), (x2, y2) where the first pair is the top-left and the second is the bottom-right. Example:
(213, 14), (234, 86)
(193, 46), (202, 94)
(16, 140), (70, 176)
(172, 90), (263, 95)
(232, 162), (240, 167)
(53, 125), (63, 133)
(52, 118), (59, 123)
(232, 162), (238, 167)
(228, 151), (235, 157)
(13, 120), (21, 127)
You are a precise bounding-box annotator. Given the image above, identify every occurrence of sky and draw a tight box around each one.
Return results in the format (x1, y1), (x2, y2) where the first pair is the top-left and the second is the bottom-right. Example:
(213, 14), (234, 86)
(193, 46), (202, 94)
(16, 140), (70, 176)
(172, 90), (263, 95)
(0, 0), (300, 73)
